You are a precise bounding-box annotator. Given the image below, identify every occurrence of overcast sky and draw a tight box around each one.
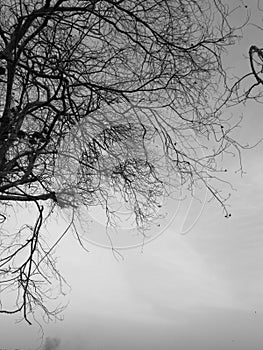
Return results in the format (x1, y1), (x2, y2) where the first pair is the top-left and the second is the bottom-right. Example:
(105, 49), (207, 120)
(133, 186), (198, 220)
(1, 1), (263, 350)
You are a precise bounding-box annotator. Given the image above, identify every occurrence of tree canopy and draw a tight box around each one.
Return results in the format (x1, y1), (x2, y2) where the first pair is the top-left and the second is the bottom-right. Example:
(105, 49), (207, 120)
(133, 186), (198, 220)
(0, 0), (242, 324)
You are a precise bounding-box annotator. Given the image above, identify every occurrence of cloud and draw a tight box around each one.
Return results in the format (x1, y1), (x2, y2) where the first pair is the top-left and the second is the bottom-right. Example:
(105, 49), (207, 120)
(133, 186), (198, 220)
(43, 337), (60, 350)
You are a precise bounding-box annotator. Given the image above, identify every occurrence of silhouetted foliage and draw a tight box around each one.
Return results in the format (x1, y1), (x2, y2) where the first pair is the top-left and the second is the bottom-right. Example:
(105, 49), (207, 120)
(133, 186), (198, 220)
(0, 0), (241, 323)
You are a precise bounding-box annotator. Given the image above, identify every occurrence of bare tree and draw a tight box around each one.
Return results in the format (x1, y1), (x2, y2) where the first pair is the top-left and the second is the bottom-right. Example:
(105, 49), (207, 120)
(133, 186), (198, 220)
(226, 2), (263, 103)
(230, 42), (263, 102)
(0, 0), (241, 323)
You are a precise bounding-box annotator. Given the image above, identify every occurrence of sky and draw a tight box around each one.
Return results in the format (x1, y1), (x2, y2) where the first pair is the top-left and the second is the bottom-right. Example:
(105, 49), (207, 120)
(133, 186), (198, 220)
(1, 1), (263, 350)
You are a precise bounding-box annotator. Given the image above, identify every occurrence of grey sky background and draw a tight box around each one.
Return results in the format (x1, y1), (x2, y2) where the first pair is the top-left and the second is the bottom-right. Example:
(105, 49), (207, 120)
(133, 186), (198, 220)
(1, 1), (263, 349)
